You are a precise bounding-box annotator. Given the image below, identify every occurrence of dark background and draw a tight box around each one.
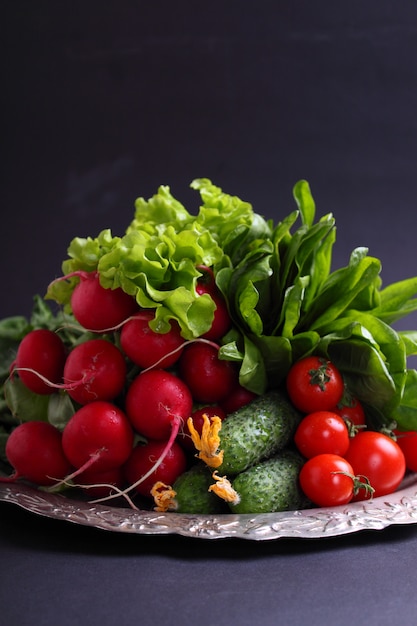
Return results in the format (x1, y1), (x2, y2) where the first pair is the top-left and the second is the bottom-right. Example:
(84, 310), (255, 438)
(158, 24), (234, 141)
(2, 1), (417, 325)
(2, 3), (417, 626)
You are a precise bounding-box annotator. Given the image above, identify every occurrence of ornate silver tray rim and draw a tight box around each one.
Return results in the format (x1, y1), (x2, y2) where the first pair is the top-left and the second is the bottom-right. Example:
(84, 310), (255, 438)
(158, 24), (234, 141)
(2, 473), (417, 540)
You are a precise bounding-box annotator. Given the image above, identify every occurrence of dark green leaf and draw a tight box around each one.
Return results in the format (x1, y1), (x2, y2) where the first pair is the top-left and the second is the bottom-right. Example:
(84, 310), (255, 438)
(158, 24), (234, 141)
(238, 281), (264, 336)
(289, 331), (321, 362)
(372, 276), (417, 321)
(301, 252), (382, 332)
(293, 180), (315, 227)
(239, 335), (268, 394)
(391, 369), (417, 430)
(3, 378), (50, 422)
(326, 337), (397, 411)
(279, 276), (310, 338)
(47, 393), (77, 430)
(399, 331), (417, 357)
(250, 334), (293, 388)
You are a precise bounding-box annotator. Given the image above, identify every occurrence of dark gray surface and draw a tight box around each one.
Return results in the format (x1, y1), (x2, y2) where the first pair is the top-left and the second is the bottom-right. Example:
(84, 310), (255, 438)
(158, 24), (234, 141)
(2, 2), (417, 625)
(1, 501), (417, 626)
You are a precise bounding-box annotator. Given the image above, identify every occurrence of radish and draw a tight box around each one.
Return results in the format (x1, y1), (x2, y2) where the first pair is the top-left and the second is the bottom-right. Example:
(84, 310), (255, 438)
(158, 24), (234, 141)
(75, 465), (125, 498)
(2, 421), (72, 486)
(63, 338), (127, 404)
(221, 384), (258, 414)
(123, 439), (187, 498)
(50, 271), (138, 332)
(120, 310), (185, 369)
(124, 369), (193, 441)
(179, 341), (239, 403)
(195, 266), (231, 341)
(90, 370), (193, 505)
(61, 401), (134, 475)
(12, 329), (66, 395)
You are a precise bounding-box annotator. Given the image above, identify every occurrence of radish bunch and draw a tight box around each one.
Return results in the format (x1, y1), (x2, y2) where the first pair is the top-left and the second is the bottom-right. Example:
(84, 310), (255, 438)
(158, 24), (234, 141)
(2, 268), (250, 508)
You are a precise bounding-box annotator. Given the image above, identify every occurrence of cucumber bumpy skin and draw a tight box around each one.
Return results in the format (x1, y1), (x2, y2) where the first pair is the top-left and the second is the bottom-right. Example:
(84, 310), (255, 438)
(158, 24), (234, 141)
(229, 450), (309, 514)
(172, 463), (229, 514)
(217, 390), (302, 475)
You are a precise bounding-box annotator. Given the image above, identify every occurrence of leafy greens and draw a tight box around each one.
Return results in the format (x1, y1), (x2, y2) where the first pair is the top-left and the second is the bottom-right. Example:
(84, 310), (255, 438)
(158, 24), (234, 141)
(43, 178), (417, 429)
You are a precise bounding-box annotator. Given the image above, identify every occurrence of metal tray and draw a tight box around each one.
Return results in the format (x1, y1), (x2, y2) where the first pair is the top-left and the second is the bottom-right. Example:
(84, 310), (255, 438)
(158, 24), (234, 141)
(1, 473), (417, 540)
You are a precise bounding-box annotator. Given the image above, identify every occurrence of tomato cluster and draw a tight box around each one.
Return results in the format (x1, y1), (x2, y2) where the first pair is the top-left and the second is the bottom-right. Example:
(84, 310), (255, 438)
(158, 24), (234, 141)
(286, 355), (408, 507)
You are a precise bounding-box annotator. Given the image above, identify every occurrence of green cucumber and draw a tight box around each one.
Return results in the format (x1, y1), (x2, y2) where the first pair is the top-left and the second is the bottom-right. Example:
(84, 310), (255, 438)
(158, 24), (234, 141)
(217, 390), (302, 475)
(172, 463), (228, 514)
(229, 449), (309, 514)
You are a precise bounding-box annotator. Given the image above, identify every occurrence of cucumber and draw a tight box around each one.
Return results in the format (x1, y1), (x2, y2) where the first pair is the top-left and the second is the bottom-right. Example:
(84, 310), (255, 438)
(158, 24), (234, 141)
(217, 390), (302, 475)
(172, 463), (229, 514)
(229, 449), (309, 514)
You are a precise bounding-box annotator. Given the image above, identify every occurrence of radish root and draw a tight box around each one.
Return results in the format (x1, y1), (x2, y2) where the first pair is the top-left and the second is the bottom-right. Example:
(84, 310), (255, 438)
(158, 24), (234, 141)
(46, 448), (106, 491)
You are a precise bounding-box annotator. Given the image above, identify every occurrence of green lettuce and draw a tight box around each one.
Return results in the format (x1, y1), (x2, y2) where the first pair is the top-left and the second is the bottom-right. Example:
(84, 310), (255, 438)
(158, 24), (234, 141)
(44, 178), (417, 429)
(46, 180), (270, 339)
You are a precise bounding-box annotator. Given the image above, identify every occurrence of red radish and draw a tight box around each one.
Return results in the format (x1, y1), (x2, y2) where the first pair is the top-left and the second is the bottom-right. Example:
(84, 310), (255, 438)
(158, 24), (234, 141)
(179, 342), (238, 403)
(12, 329), (66, 395)
(62, 401), (134, 475)
(3, 421), (72, 486)
(50, 271), (138, 332)
(125, 369), (193, 441)
(76, 465), (125, 498)
(200, 292), (232, 341)
(120, 310), (185, 369)
(89, 370), (193, 505)
(63, 338), (127, 404)
(221, 384), (258, 414)
(195, 266), (231, 341)
(195, 265), (216, 290)
(123, 439), (187, 498)
(177, 404), (227, 451)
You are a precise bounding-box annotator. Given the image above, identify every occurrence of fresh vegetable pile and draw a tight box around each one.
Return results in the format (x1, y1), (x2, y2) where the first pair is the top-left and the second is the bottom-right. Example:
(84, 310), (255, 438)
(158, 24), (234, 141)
(1, 178), (417, 514)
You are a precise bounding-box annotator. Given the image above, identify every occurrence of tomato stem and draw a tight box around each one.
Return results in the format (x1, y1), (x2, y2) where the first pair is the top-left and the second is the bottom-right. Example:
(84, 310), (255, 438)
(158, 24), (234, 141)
(332, 470), (375, 500)
(308, 359), (332, 392)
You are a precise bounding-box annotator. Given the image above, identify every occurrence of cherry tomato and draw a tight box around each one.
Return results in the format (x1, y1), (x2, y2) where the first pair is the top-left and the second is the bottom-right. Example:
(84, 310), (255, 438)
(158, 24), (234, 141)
(332, 392), (366, 428)
(299, 453), (355, 507)
(344, 431), (406, 500)
(393, 429), (417, 473)
(294, 410), (350, 459)
(286, 356), (344, 414)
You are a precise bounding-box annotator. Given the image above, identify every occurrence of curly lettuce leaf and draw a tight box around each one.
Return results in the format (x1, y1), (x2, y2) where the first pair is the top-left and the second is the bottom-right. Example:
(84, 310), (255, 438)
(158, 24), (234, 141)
(45, 179), (268, 339)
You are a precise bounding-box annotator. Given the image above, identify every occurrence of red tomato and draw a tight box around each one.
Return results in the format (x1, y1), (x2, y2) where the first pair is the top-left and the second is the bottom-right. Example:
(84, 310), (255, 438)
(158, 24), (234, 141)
(299, 454), (355, 507)
(393, 429), (417, 473)
(286, 356), (344, 414)
(294, 410), (350, 459)
(345, 431), (406, 500)
(332, 394), (366, 428)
